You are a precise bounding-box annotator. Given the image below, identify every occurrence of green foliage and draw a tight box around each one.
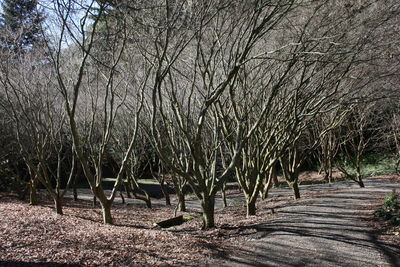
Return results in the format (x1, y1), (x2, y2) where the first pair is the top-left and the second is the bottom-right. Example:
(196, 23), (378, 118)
(374, 191), (400, 225)
(361, 154), (397, 176)
(337, 153), (396, 177)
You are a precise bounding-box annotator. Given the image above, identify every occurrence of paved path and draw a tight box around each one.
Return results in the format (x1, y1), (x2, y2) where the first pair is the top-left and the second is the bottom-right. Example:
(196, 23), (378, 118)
(212, 178), (399, 267)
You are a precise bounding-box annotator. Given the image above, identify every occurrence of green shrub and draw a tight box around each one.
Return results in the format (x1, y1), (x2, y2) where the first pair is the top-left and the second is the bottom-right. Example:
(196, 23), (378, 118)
(337, 153), (397, 177)
(374, 190), (400, 225)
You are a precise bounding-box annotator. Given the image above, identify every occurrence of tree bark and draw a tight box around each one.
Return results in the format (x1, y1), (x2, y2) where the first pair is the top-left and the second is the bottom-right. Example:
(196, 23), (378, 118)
(290, 182), (301, 199)
(356, 174), (365, 188)
(201, 196), (215, 229)
(54, 196), (63, 215)
(271, 164), (279, 187)
(128, 178), (152, 208)
(246, 199), (256, 217)
(73, 186), (78, 201)
(72, 174), (78, 201)
(120, 190), (125, 204)
(29, 180), (38, 205)
(160, 181), (171, 206)
(262, 167), (275, 200)
(221, 182), (227, 208)
(101, 201), (113, 224)
(178, 191), (186, 212)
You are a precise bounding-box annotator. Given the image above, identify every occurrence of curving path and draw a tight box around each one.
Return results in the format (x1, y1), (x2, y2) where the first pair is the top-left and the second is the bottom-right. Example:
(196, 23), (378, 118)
(212, 178), (399, 267)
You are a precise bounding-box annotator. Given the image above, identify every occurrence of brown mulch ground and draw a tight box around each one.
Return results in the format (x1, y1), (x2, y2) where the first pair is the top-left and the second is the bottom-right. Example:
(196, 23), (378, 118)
(0, 191), (271, 267)
(0, 173), (398, 266)
(0, 194), (235, 267)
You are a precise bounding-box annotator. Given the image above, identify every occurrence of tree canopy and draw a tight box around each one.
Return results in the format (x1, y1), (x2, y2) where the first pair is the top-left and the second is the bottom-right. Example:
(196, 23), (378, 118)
(0, 0), (45, 52)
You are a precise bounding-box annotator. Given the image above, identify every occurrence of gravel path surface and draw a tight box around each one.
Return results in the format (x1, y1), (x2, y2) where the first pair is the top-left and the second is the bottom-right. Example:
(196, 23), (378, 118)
(212, 178), (399, 267)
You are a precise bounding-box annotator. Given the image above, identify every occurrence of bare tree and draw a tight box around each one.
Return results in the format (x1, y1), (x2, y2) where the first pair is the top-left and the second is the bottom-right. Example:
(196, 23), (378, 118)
(336, 102), (386, 187)
(145, 0), (297, 228)
(0, 46), (76, 214)
(46, 0), (147, 224)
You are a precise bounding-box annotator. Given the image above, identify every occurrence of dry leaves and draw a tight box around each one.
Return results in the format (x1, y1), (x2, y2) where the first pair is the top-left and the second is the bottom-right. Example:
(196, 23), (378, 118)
(0, 195), (231, 266)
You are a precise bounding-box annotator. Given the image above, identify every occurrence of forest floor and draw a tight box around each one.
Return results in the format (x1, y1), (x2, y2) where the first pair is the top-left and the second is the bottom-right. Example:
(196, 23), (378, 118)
(0, 173), (399, 266)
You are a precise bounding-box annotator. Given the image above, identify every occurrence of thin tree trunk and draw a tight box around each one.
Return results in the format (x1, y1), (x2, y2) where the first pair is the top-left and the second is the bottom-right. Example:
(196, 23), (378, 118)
(54, 195), (63, 215)
(356, 173), (365, 188)
(178, 190), (186, 212)
(73, 185), (78, 201)
(160, 181), (171, 206)
(327, 157), (333, 183)
(29, 179), (38, 205)
(290, 181), (301, 199)
(72, 172), (79, 201)
(357, 179), (365, 188)
(221, 182), (227, 208)
(128, 178), (152, 208)
(120, 189), (125, 204)
(263, 166), (276, 200)
(272, 163), (279, 187)
(123, 182), (132, 198)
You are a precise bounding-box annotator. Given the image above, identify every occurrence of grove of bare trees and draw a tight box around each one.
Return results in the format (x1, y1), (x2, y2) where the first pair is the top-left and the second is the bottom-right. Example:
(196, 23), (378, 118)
(0, 0), (399, 229)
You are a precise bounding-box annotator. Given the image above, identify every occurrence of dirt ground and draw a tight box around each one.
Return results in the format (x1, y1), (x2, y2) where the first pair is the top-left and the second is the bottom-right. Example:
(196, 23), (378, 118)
(0, 173), (399, 266)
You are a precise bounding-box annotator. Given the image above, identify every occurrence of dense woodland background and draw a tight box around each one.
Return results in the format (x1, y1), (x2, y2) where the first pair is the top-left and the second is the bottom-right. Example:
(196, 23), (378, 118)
(0, 0), (399, 229)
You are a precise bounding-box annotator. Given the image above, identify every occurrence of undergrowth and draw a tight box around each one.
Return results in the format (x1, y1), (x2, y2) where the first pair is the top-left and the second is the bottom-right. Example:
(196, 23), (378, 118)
(374, 190), (400, 226)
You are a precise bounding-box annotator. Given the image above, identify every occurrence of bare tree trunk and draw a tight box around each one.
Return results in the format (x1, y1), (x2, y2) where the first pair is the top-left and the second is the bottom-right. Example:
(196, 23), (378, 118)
(123, 182), (131, 198)
(356, 178), (365, 188)
(160, 181), (171, 206)
(268, 163), (279, 188)
(128, 178), (152, 208)
(120, 189), (125, 204)
(327, 158), (333, 183)
(290, 181), (301, 200)
(272, 172), (279, 187)
(178, 191), (186, 212)
(221, 182), (227, 208)
(263, 165), (276, 200)
(246, 198), (257, 217)
(262, 175), (273, 200)
(29, 178), (38, 205)
(73, 186), (78, 201)
(54, 195), (63, 215)
(356, 172), (365, 188)
(100, 201), (113, 224)
(201, 196), (215, 229)
(72, 174), (78, 201)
